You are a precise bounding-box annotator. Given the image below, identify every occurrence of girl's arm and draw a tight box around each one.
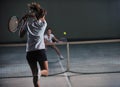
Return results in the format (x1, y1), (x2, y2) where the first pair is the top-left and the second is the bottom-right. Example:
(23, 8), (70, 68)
(19, 20), (27, 38)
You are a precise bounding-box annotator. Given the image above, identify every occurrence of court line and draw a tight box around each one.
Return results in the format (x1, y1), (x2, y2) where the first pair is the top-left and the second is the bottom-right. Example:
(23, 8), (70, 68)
(58, 58), (72, 87)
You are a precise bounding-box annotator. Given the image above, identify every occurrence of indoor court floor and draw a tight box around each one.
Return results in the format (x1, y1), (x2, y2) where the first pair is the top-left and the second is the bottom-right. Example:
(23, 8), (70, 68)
(0, 40), (120, 87)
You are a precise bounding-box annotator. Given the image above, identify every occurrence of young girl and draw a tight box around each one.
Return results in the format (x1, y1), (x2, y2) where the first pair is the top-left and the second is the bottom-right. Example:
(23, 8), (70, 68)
(44, 28), (64, 59)
(19, 2), (48, 87)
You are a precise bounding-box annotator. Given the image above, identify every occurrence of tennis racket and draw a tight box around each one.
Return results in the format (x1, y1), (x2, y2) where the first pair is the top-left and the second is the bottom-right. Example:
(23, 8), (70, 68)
(8, 13), (36, 33)
(8, 16), (25, 33)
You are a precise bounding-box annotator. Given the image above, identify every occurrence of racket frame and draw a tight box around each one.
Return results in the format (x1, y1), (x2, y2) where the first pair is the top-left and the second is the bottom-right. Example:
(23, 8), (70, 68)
(8, 16), (19, 33)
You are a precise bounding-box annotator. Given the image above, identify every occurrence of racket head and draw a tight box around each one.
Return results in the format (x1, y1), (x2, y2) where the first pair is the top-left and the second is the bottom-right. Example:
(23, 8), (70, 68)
(8, 16), (19, 32)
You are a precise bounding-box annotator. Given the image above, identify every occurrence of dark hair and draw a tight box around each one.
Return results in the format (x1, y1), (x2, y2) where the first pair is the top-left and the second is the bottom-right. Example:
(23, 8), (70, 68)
(28, 2), (46, 20)
(28, 2), (40, 13)
(47, 27), (52, 30)
(35, 8), (46, 20)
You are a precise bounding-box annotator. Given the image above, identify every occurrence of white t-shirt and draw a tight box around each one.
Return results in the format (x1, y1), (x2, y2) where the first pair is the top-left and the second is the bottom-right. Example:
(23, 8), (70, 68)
(44, 34), (54, 43)
(24, 18), (47, 52)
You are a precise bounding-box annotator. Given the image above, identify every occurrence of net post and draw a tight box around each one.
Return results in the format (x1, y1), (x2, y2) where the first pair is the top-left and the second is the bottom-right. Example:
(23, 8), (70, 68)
(66, 42), (70, 72)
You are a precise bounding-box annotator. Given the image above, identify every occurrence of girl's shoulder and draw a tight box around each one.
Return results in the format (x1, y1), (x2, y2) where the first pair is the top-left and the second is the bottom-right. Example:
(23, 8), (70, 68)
(50, 34), (54, 37)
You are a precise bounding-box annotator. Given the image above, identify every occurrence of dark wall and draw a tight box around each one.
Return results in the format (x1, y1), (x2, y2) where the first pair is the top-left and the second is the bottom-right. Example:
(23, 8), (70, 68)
(0, 0), (120, 43)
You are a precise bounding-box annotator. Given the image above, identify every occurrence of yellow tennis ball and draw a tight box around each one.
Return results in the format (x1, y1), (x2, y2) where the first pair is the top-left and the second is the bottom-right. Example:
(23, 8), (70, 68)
(63, 32), (67, 35)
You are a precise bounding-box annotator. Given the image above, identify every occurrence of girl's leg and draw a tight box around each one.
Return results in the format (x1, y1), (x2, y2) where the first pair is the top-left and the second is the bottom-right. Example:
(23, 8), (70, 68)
(52, 45), (61, 56)
(38, 50), (49, 76)
(52, 45), (64, 59)
(40, 61), (48, 76)
(27, 53), (40, 87)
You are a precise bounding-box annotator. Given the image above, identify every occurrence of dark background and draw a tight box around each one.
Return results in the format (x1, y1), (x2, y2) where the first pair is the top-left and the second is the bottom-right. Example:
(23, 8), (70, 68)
(0, 0), (120, 43)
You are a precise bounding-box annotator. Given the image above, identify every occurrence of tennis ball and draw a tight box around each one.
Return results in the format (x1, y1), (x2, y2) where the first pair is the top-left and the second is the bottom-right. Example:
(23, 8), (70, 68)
(63, 32), (67, 35)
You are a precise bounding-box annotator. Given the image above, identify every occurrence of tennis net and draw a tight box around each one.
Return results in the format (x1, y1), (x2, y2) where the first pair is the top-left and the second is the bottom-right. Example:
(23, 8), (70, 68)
(0, 39), (120, 78)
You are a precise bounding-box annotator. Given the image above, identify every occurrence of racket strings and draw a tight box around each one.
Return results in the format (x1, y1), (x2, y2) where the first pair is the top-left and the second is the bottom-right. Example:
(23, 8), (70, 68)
(9, 16), (19, 32)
